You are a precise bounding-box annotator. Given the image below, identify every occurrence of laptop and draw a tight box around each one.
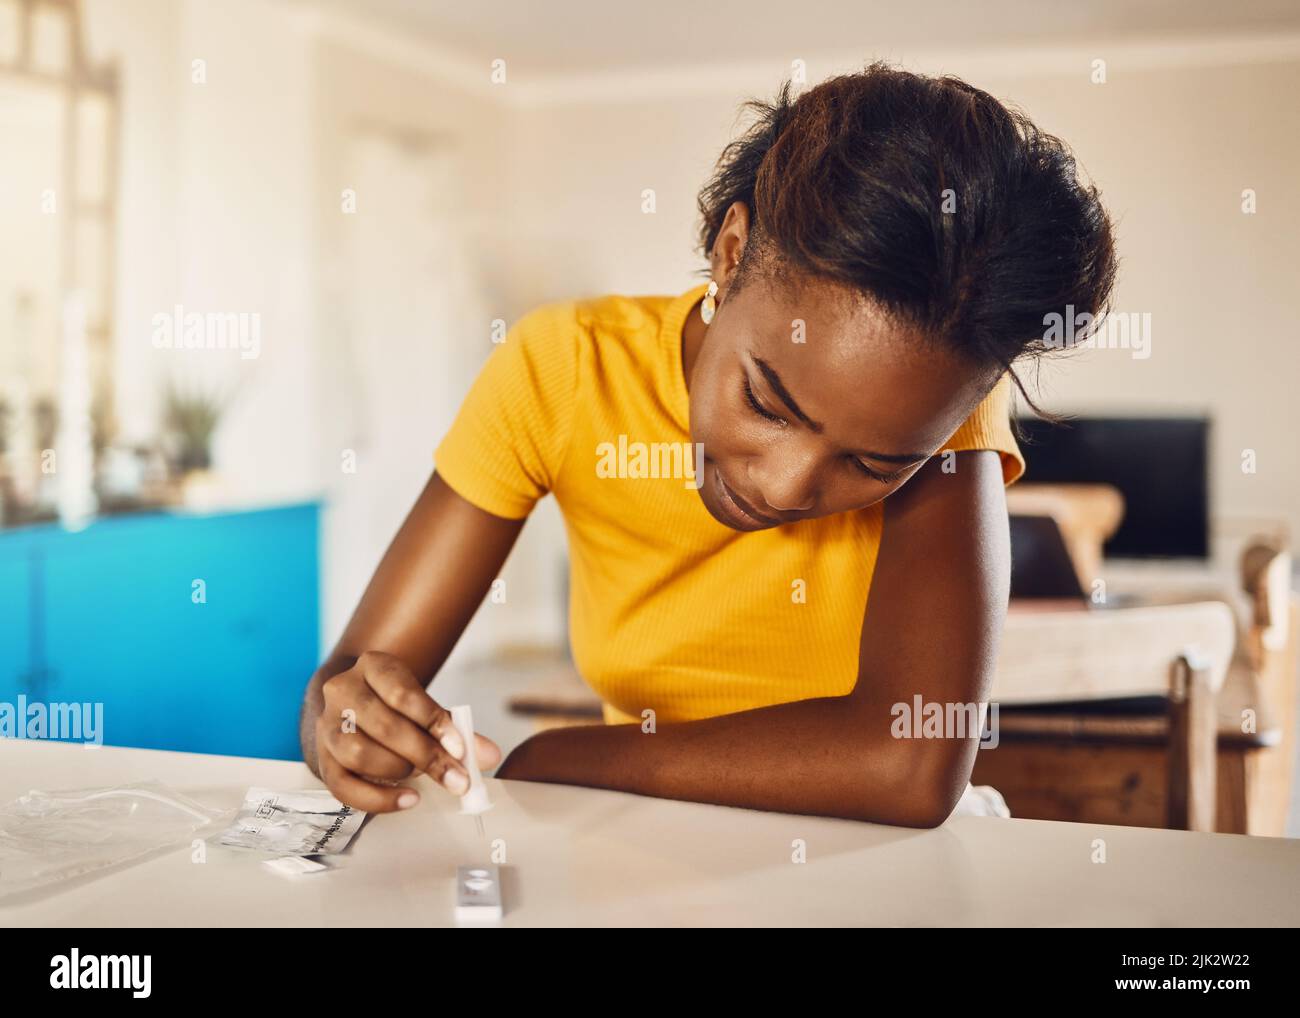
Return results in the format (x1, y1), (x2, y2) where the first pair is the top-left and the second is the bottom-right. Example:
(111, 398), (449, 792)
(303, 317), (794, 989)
(1009, 514), (1137, 609)
(1005, 514), (1163, 715)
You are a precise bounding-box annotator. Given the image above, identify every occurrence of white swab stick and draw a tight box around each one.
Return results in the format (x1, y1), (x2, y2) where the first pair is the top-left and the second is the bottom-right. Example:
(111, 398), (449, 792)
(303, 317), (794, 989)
(449, 705), (492, 816)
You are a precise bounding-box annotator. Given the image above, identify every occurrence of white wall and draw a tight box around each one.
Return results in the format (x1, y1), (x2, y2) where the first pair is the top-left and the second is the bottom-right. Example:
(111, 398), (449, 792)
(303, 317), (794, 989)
(85, 0), (319, 504)
(82, 0), (569, 662)
(309, 29), (566, 657)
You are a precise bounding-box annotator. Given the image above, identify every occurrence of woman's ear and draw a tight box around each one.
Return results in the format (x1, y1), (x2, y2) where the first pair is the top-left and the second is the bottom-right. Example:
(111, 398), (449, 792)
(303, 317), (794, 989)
(711, 201), (752, 291)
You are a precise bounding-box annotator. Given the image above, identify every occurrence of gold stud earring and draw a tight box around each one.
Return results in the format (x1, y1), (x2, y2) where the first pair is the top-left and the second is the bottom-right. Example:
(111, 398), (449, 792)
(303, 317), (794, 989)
(700, 280), (719, 325)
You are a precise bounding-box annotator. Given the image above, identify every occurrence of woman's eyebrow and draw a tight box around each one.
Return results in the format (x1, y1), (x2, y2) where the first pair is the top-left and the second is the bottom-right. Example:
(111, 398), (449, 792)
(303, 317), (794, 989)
(751, 355), (929, 464)
(753, 356), (824, 432)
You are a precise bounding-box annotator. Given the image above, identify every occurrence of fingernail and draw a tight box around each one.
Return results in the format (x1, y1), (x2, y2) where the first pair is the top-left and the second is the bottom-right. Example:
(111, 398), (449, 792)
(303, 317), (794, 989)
(397, 790), (418, 809)
(443, 769), (468, 795)
(439, 731), (465, 761)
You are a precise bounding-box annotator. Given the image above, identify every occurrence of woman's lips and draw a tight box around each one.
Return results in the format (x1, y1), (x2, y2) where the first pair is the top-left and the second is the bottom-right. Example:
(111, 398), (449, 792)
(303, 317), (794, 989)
(713, 467), (779, 529)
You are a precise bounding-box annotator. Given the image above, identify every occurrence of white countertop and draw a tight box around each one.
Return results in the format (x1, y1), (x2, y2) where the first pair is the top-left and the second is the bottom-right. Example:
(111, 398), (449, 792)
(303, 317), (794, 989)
(2, 739), (1297, 926)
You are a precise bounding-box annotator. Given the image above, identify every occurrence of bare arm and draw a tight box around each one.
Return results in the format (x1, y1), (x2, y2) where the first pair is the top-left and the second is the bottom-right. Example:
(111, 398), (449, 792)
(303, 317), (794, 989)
(495, 449), (1011, 827)
(300, 472), (525, 811)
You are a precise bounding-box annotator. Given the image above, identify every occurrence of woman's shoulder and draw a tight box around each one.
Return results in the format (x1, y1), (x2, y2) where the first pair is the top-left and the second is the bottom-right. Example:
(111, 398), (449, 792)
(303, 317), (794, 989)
(517, 290), (669, 324)
(510, 290), (681, 368)
(574, 291), (676, 332)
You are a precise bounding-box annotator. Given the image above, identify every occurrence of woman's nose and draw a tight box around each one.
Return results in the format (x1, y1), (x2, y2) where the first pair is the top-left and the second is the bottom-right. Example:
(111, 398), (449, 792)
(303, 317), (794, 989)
(764, 490), (815, 513)
(750, 456), (817, 514)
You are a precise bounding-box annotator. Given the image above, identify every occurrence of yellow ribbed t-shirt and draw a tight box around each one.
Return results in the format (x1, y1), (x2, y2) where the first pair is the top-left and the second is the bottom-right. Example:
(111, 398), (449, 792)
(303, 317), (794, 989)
(435, 282), (1025, 725)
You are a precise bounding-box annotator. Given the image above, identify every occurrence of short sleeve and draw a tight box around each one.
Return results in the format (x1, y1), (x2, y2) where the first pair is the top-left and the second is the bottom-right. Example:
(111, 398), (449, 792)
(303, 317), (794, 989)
(434, 303), (579, 519)
(941, 373), (1026, 486)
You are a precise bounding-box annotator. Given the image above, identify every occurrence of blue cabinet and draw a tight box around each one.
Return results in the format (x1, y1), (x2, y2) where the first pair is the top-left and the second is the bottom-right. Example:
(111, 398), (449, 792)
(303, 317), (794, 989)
(0, 503), (319, 759)
(0, 551), (34, 692)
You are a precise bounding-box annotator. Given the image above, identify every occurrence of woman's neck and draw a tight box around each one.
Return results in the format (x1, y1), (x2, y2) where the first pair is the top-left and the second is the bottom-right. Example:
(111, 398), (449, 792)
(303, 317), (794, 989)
(680, 292), (706, 395)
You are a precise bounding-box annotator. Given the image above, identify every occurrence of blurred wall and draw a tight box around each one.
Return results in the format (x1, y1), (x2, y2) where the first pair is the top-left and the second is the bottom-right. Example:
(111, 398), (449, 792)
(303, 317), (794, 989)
(85, 0), (316, 503)
(81, 0), (567, 664)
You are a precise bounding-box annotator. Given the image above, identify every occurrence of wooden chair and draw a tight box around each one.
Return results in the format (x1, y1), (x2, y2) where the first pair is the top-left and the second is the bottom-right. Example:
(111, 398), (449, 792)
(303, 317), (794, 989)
(1213, 541), (1296, 834)
(972, 601), (1237, 832)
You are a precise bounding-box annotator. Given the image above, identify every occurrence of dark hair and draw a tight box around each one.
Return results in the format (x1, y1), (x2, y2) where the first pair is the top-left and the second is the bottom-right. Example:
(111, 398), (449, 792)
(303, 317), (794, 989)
(695, 61), (1118, 420)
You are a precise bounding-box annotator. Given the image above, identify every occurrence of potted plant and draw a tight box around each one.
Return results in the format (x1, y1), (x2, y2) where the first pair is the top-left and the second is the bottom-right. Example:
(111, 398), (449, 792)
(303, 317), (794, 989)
(161, 380), (229, 508)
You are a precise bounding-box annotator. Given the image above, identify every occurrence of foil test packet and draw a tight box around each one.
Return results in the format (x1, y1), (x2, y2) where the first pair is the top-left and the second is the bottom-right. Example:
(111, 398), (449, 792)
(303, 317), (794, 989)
(218, 787), (365, 856)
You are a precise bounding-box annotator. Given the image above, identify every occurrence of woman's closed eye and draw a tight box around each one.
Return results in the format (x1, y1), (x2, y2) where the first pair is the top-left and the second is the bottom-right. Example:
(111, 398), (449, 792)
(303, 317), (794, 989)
(848, 456), (905, 484)
(743, 375), (785, 424)
(744, 374), (907, 483)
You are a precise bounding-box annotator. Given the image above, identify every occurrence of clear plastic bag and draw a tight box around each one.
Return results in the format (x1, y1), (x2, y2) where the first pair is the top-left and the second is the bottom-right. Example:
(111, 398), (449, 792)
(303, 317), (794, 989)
(0, 780), (228, 900)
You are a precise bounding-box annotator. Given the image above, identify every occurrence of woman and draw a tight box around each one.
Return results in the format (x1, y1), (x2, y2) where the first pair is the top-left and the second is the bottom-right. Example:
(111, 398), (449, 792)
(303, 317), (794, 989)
(300, 63), (1116, 827)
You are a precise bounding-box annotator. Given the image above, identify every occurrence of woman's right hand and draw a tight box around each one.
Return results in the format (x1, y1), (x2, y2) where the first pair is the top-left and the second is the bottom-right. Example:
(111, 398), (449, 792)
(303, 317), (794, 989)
(314, 650), (503, 813)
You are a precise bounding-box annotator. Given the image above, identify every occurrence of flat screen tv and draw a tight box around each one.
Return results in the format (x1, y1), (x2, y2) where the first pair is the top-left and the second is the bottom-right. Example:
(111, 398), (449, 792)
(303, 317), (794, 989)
(1012, 416), (1210, 559)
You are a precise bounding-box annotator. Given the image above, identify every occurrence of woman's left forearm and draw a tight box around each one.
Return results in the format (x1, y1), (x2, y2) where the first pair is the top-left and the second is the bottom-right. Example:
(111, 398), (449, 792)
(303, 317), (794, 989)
(495, 694), (974, 827)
